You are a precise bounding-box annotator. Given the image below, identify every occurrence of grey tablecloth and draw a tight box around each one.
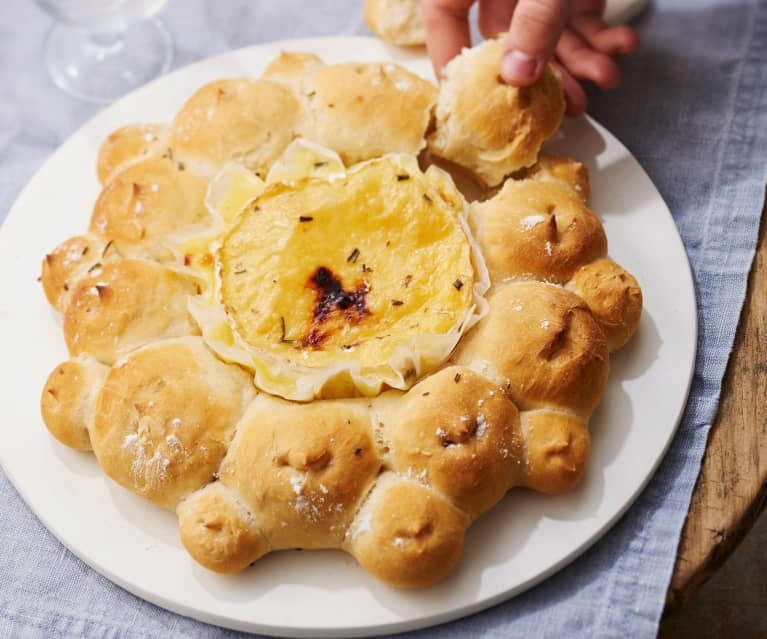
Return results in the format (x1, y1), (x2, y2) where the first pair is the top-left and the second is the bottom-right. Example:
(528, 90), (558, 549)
(1, 1), (766, 637)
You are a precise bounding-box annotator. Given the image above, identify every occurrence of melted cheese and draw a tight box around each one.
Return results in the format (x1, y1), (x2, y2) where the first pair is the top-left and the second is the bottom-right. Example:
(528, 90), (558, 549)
(191, 147), (488, 400)
(266, 138), (345, 184)
(205, 161), (266, 224)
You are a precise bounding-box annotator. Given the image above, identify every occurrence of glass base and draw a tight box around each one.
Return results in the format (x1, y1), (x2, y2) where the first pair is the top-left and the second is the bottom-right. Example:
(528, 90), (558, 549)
(43, 18), (173, 104)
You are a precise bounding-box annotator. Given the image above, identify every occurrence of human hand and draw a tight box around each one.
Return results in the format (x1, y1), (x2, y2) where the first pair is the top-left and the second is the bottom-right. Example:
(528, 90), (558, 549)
(422, 0), (640, 116)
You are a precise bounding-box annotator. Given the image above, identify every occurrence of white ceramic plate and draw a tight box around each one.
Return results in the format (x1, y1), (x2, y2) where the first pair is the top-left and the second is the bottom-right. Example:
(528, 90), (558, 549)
(0, 37), (696, 638)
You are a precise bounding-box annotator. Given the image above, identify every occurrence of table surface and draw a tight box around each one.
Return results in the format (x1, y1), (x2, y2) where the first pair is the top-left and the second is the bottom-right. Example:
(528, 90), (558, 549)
(667, 193), (767, 608)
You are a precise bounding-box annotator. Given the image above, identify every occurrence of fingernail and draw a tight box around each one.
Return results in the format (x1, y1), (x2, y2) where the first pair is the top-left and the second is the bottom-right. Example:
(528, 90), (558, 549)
(500, 50), (540, 84)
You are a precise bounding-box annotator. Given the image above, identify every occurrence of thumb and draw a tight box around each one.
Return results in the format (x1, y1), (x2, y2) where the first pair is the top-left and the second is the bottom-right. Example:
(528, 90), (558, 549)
(500, 0), (569, 86)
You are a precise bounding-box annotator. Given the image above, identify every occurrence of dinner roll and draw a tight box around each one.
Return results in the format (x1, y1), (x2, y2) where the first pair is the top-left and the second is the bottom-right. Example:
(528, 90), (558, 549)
(301, 62), (437, 165)
(261, 51), (325, 93)
(218, 394), (382, 549)
(386, 366), (522, 518)
(40, 356), (109, 451)
(63, 258), (200, 365)
(428, 37), (565, 186)
(168, 78), (305, 179)
(565, 258), (643, 352)
(452, 281), (609, 417)
(519, 153), (591, 202)
(96, 123), (167, 185)
(41, 234), (118, 312)
(89, 156), (210, 258)
(90, 337), (255, 509)
(364, 0), (426, 46)
(520, 409), (591, 494)
(347, 472), (469, 588)
(470, 179), (607, 283)
(177, 482), (270, 573)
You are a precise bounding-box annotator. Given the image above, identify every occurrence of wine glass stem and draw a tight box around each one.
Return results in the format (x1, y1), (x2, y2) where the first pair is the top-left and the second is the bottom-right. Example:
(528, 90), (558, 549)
(42, 17), (173, 103)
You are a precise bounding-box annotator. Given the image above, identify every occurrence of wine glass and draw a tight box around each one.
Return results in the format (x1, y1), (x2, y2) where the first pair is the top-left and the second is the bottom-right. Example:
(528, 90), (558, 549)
(34, 0), (174, 104)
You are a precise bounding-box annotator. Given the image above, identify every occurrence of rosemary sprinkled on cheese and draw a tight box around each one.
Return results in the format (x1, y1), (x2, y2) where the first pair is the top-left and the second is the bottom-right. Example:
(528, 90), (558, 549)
(279, 316), (296, 343)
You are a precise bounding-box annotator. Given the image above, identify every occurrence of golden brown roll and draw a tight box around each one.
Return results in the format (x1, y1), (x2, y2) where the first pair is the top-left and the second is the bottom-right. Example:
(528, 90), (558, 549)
(89, 156), (210, 257)
(261, 51), (325, 93)
(90, 337), (255, 509)
(168, 78), (305, 179)
(63, 258), (200, 365)
(470, 179), (607, 284)
(565, 258), (643, 352)
(96, 123), (167, 185)
(519, 409), (590, 494)
(347, 472), (469, 588)
(218, 395), (382, 549)
(428, 37), (565, 186)
(452, 281), (609, 417)
(387, 366), (522, 518)
(518, 153), (591, 202)
(40, 234), (118, 312)
(301, 62), (437, 165)
(364, 0), (426, 46)
(40, 356), (109, 451)
(177, 482), (270, 573)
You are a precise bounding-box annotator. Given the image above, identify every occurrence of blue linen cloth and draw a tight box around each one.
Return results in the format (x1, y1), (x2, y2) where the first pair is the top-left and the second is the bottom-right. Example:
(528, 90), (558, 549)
(1, 0), (765, 637)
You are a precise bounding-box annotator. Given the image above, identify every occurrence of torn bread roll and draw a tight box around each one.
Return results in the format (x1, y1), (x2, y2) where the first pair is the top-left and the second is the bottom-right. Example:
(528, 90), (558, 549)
(428, 37), (565, 186)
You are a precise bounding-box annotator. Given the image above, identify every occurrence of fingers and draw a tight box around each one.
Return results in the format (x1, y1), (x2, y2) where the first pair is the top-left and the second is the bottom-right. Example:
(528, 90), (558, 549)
(500, 0), (570, 86)
(478, 0), (516, 39)
(422, 0), (476, 80)
(422, 0), (636, 118)
(552, 61), (588, 117)
(569, 14), (640, 55)
(555, 28), (622, 90)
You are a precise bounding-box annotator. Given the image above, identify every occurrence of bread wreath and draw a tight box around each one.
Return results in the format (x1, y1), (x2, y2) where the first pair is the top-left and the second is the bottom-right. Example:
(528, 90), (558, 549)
(39, 41), (641, 588)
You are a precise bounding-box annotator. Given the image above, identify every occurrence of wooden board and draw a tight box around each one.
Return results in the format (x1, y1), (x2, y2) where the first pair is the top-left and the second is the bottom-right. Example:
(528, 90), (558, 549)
(666, 191), (767, 608)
